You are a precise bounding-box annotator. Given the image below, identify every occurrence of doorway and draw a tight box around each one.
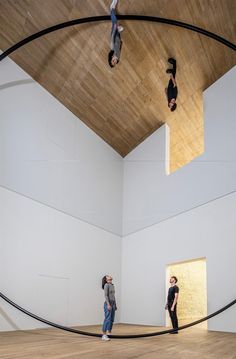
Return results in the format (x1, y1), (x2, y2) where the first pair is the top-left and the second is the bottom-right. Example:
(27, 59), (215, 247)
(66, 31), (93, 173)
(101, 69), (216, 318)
(166, 257), (207, 329)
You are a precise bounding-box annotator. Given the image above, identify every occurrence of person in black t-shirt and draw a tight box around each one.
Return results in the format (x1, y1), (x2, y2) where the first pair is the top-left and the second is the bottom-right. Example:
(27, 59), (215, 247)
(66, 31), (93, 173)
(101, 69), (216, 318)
(165, 276), (179, 333)
(165, 58), (178, 112)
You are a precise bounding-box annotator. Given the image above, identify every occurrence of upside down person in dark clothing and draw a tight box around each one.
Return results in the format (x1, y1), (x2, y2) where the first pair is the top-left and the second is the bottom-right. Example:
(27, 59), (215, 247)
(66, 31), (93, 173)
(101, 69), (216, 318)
(108, 0), (124, 68)
(165, 58), (178, 112)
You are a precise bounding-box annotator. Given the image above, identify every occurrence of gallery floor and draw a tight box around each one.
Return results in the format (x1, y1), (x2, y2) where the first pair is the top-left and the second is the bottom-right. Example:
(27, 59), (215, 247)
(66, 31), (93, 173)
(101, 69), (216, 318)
(0, 324), (236, 359)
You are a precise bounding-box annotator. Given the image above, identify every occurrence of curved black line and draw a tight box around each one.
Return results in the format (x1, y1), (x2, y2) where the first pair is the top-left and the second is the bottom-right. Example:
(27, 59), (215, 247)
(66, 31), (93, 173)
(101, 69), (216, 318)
(0, 15), (235, 335)
(0, 292), (235, 339)
(0, 15), (235, 62)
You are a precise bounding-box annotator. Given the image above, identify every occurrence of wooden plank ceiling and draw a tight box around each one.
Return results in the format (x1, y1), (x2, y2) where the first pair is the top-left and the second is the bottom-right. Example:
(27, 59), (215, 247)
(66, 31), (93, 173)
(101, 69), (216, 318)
(0, 0), (235, 172)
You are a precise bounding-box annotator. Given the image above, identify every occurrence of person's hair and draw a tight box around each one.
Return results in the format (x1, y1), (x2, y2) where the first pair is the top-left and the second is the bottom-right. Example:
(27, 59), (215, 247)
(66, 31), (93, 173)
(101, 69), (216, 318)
(171, 276), (178, 283)
(108, 50), (115, 68)
(102, 275), (108, 289)
(171, 103), (177, 112)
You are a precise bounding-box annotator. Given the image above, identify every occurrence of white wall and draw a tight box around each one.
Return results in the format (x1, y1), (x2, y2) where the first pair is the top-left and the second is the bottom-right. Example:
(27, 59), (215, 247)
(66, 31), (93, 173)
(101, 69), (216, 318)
(0, 186), (121, 331)
(121, 191), (236, 333)
(123, 66), (236, 236)
(0, 54), (123, 236)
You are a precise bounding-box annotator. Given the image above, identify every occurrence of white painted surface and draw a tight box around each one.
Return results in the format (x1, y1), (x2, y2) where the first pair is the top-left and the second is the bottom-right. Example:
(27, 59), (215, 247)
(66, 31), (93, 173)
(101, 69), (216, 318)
(0, 187), (121, 331)
(0, 55), (123, 236)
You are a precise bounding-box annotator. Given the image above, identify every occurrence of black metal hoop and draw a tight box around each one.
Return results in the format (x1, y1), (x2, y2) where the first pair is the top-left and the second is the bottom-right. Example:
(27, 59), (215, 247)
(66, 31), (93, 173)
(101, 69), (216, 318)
(0, 291), (235, 339)
(0, 14), (235, 339)
(0, 15), (235, 62)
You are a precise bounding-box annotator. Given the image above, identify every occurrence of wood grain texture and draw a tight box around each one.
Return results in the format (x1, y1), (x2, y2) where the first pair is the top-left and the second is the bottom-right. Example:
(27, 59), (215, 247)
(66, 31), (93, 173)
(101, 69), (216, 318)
(0, 0), (235, 172)
(0, 324), (236, 359)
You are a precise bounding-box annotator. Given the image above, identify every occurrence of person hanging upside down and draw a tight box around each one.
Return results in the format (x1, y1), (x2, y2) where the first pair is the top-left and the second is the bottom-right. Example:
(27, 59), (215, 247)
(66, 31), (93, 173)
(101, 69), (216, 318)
(108, 0), (124, 68)
(165, 58), (178, 112)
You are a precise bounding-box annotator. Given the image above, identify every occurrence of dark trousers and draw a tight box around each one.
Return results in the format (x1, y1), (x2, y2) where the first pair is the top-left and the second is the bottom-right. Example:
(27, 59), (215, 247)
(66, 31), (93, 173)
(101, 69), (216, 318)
(168, 303), (178, 331)
(167, 59), (177, 85)
(170, 59), (177, 78)
(172, 60), (176, 78)
(167, 60), (177, 90)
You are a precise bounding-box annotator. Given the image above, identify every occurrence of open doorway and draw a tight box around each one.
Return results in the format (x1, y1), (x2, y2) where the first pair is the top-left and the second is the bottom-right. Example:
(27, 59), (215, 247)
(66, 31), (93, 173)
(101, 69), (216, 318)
(166, 257), (207, 329)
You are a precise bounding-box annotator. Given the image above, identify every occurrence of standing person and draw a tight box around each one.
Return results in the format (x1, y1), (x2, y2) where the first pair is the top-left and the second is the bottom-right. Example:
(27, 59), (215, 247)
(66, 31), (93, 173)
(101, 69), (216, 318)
(101, 275), (117, 341)
(165, 276), (179, 334)
(108, 0), (124, 68)
(165, 58), (178, 111)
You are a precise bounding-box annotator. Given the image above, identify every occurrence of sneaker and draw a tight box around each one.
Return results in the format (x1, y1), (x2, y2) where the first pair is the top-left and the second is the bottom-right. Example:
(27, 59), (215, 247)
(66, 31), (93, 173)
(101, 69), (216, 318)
(118, 25), (124, 32)
(102, 334), (110, 341)
(110, 0), (118, 10)
(168, 57), (176, 64)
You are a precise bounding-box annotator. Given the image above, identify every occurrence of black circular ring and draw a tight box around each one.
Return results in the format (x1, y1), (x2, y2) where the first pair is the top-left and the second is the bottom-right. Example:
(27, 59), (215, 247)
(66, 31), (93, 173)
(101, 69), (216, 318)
(0, 15), (235, 62)
(0, 14), (235, 339)
(0, 291), (235, 339)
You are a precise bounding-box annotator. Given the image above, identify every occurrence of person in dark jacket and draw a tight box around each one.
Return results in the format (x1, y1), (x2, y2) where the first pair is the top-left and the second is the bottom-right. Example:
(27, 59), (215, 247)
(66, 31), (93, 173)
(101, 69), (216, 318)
(108, 0), (124, 68)
(101, 275), (117, 341)
(165, 58), (178, 112)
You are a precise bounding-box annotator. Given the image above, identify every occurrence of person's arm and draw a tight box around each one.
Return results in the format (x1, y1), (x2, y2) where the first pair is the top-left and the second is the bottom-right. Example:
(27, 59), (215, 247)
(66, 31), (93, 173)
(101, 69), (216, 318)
(165, 290), (168, 309)
(171, 292), (179, 311)
(104, 284), (111, 310)
(110, 26), (117, 50)
(165, 87), (168, 101)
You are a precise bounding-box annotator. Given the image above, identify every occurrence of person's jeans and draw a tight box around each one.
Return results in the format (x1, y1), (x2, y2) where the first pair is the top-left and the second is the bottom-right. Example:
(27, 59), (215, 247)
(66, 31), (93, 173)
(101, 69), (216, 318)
(102, 302), (116, 333)
(168, 303), (179, 331)
(111, 8), (117, 35)
(111, 8), (117, 26)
